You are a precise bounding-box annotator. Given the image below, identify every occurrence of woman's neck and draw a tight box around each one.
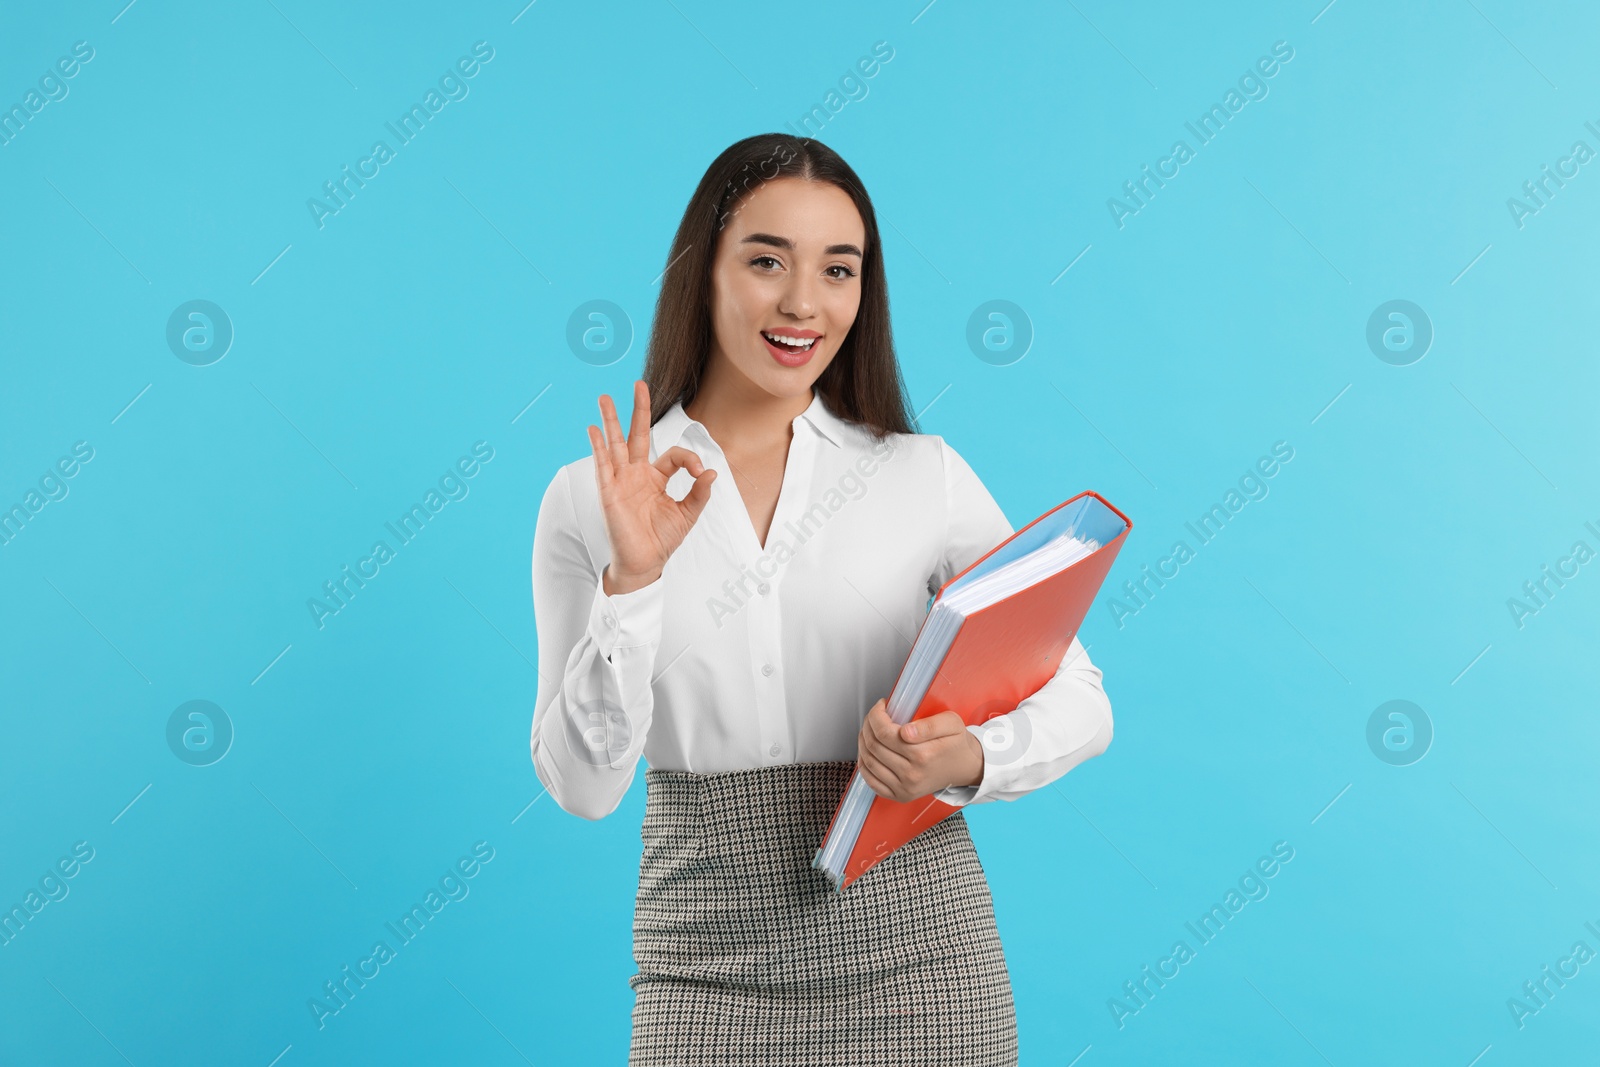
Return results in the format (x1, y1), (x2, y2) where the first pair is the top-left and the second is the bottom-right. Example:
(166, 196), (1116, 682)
(684, 363), (812, 455)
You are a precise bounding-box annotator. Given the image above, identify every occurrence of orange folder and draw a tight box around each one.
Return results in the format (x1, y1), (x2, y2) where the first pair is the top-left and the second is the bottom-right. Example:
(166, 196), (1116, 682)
(813, 490), (1132, 890)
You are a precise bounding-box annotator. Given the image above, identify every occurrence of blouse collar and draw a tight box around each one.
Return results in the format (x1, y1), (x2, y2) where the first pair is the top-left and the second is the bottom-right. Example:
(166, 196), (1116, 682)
(652, 387), (852, 453)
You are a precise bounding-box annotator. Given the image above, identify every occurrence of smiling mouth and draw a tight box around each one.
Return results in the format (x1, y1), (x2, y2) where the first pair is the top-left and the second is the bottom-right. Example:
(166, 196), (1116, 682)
(761, 331), (819, 351)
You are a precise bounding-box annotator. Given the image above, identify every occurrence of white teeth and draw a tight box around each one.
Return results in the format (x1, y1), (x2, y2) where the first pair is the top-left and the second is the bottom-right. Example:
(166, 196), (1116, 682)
(764, 332), (816, 349)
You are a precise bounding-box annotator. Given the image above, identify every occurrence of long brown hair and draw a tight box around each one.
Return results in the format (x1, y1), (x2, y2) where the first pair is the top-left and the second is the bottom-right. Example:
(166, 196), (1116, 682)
(641, 133), (917, 440)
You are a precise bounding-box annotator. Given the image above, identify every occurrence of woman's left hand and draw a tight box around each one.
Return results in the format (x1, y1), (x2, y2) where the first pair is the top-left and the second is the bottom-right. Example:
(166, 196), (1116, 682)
(856, 698), (985, 802)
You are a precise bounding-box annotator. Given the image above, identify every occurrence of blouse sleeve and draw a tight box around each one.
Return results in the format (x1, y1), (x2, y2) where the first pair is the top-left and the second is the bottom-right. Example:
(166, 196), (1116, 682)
(926, 437), (1116, 808)
(530, 464), (663, 820)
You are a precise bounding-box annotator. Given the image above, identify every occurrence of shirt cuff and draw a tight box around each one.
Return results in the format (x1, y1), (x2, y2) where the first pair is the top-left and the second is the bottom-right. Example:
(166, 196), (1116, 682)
(932, 723), (993, 808)
(586, 571), (665, 660)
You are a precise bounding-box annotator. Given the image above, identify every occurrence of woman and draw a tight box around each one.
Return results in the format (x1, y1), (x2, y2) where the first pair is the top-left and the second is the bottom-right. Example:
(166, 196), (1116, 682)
(531, 133), (1115, 1065)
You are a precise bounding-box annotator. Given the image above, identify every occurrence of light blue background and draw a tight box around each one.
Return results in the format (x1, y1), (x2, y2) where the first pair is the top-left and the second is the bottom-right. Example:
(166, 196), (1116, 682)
(2, 1), (1596, 1064)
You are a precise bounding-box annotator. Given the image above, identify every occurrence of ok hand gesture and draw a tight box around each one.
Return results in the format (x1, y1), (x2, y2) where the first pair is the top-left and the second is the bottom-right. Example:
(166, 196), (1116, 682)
(590, 379), (717, 595)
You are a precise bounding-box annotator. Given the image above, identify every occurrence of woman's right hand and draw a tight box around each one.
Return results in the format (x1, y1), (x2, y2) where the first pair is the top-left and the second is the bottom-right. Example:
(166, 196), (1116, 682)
(590, 379), (716, 595)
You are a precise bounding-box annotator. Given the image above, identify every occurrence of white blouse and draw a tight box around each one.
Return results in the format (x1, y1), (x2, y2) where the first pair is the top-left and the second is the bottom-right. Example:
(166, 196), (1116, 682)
(530, 386), (1114, 821)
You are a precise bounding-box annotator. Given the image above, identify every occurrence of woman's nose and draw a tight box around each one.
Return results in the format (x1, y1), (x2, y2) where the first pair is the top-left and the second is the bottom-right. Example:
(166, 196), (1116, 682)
(777, 275), (816, 318)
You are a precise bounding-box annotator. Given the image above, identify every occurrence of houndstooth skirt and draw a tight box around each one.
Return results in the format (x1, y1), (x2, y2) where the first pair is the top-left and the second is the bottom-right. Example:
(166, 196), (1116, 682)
(628, 759), (1018, 1066)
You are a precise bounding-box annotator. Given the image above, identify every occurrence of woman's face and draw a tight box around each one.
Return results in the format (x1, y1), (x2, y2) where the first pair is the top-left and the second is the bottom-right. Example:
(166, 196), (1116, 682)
(706, 177), (866, 403)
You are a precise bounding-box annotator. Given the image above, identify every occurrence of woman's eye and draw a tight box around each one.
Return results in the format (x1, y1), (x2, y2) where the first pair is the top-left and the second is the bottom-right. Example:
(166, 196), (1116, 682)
(826, 265), (858, 280)
(751, 255), (782, 270)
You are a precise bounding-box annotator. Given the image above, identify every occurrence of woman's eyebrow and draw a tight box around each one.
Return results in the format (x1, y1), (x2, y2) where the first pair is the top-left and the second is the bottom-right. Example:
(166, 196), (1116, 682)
(742, 232), (863, 258)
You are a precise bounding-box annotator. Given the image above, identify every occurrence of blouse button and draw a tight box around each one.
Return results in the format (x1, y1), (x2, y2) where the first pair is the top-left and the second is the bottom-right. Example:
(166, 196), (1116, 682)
(769, 742), (781, 756)
(761, 663), (774, 677)
(602, 614), (615, 628)
(758, 582), (770, 596)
